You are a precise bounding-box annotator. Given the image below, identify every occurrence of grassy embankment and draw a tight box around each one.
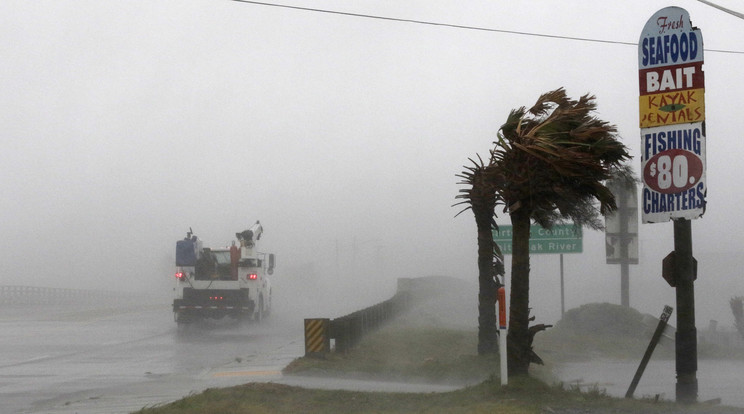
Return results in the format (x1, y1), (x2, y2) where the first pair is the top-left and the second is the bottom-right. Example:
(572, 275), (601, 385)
(135, 300), (743, 414)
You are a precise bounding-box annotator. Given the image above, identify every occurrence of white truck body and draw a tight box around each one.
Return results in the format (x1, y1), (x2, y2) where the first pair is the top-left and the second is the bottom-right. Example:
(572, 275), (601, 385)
(172, 222), (274, 324)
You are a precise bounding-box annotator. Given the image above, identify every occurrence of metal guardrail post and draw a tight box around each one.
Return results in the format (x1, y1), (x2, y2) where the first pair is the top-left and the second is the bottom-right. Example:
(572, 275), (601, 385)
(333, 317), (350, 353)
(331, 318), (342, 353)
(352, 313), (362, 347)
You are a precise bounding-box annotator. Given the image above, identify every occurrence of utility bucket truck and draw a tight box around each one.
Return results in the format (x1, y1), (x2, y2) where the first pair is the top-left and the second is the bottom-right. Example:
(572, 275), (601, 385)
(172, 221), (275, 325)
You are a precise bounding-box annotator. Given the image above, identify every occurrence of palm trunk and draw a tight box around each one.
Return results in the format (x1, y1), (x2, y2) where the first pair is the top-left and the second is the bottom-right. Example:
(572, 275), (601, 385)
(476, 213), (498, 355)
(507, 209), (531, 376)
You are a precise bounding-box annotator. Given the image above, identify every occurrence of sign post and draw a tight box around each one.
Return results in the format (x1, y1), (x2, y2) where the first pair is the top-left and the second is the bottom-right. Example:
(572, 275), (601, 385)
(639, 7), (704, 404)
(498, 286), (507, 385)
(606, 180), (639, 307)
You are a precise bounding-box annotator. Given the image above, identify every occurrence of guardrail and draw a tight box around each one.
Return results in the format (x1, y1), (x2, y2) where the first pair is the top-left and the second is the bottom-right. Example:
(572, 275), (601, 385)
(304, 279), (413, 357)
(330, 291), (410, 353)
(0, 286), (131, 306)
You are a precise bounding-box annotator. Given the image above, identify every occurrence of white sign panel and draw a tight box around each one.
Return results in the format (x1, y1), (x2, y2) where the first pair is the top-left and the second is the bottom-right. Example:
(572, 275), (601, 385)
(605, 183), (639, 264)
(639, 7), (706, 223)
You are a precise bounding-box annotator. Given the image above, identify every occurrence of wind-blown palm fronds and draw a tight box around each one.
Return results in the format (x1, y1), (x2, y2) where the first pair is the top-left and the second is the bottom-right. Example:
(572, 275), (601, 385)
(493, 88), (631, 230)
(491, 88), (631, 376)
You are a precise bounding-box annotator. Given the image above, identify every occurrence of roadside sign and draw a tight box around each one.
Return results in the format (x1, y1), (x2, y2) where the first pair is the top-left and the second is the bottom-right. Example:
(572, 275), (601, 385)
(606, 181), (639, 265)
(639, 7), (706, 223)
(493, 224), (582, 255)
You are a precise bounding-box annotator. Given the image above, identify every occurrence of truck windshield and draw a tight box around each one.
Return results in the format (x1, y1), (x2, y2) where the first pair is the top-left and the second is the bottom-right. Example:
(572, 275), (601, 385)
(212, 251), (231, 264)
(194, 250), (234, 280)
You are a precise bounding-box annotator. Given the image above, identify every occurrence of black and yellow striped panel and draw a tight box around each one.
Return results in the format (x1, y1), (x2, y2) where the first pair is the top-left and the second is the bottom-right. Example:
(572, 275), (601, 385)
(304, 318), (330, 355)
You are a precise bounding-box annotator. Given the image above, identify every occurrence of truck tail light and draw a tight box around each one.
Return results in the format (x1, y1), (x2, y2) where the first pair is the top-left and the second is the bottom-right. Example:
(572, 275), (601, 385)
(175, 272), (185, 280)
(248, 273), (258, 280)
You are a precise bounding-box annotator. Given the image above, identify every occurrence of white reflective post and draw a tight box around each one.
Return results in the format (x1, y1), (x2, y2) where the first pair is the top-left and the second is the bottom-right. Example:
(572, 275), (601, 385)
(498, 285), (508, 385)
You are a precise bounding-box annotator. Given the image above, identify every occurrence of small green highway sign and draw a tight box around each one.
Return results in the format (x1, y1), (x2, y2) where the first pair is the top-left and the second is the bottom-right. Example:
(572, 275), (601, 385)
(493, 224), (582, 255)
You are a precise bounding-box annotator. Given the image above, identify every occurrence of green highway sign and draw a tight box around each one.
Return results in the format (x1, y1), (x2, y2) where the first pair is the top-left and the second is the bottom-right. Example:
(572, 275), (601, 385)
(493, 224), (582, 254)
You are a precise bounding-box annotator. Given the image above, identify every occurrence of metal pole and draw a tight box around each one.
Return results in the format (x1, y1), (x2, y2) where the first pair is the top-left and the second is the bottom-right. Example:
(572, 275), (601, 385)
(626, 305), (673, 398)
(335, 238), (339, 280)
(619, 196), (630, 307)
(620, 260), (629, 307)
(674, 218), (697, 404)
(560, 254), (565, 316)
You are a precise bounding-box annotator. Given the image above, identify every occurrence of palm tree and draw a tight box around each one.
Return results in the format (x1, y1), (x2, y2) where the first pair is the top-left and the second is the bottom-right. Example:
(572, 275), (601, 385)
(491, 88), (631, 376)
(455, 155), (504, 355)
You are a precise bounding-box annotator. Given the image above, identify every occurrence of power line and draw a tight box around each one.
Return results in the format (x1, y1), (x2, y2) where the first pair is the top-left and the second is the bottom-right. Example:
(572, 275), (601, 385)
(228, 0), (744, 55)
(696, 0), (744, 20)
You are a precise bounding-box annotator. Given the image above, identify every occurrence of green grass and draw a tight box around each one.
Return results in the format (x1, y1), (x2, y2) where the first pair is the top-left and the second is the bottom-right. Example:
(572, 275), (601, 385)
(135, 302), (743, 413)
(134, 375), (739, 414)
(284, 323), (499, 384)
(137, 380), (539, 414)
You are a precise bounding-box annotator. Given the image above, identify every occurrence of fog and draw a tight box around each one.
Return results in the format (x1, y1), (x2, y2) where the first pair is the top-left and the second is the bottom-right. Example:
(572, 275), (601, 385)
(2, 1), (744, 328)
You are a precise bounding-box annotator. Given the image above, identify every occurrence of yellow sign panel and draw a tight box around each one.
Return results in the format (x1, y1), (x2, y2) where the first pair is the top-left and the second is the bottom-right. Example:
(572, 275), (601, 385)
(304, 318), (330, 355)
(639, 88), (705, 128)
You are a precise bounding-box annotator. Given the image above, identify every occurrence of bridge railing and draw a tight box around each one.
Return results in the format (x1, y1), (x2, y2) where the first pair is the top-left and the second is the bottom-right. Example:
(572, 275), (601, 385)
(0, 286), (132, 306)
(304, 278), (414, 356)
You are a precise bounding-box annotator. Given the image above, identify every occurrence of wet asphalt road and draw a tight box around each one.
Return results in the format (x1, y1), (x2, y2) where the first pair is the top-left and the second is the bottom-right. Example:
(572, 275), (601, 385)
(0, 301), (305, 413)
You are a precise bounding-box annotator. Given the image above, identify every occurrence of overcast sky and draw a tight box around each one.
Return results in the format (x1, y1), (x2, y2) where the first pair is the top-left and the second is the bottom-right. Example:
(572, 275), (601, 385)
(2, 0), (744, 325)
